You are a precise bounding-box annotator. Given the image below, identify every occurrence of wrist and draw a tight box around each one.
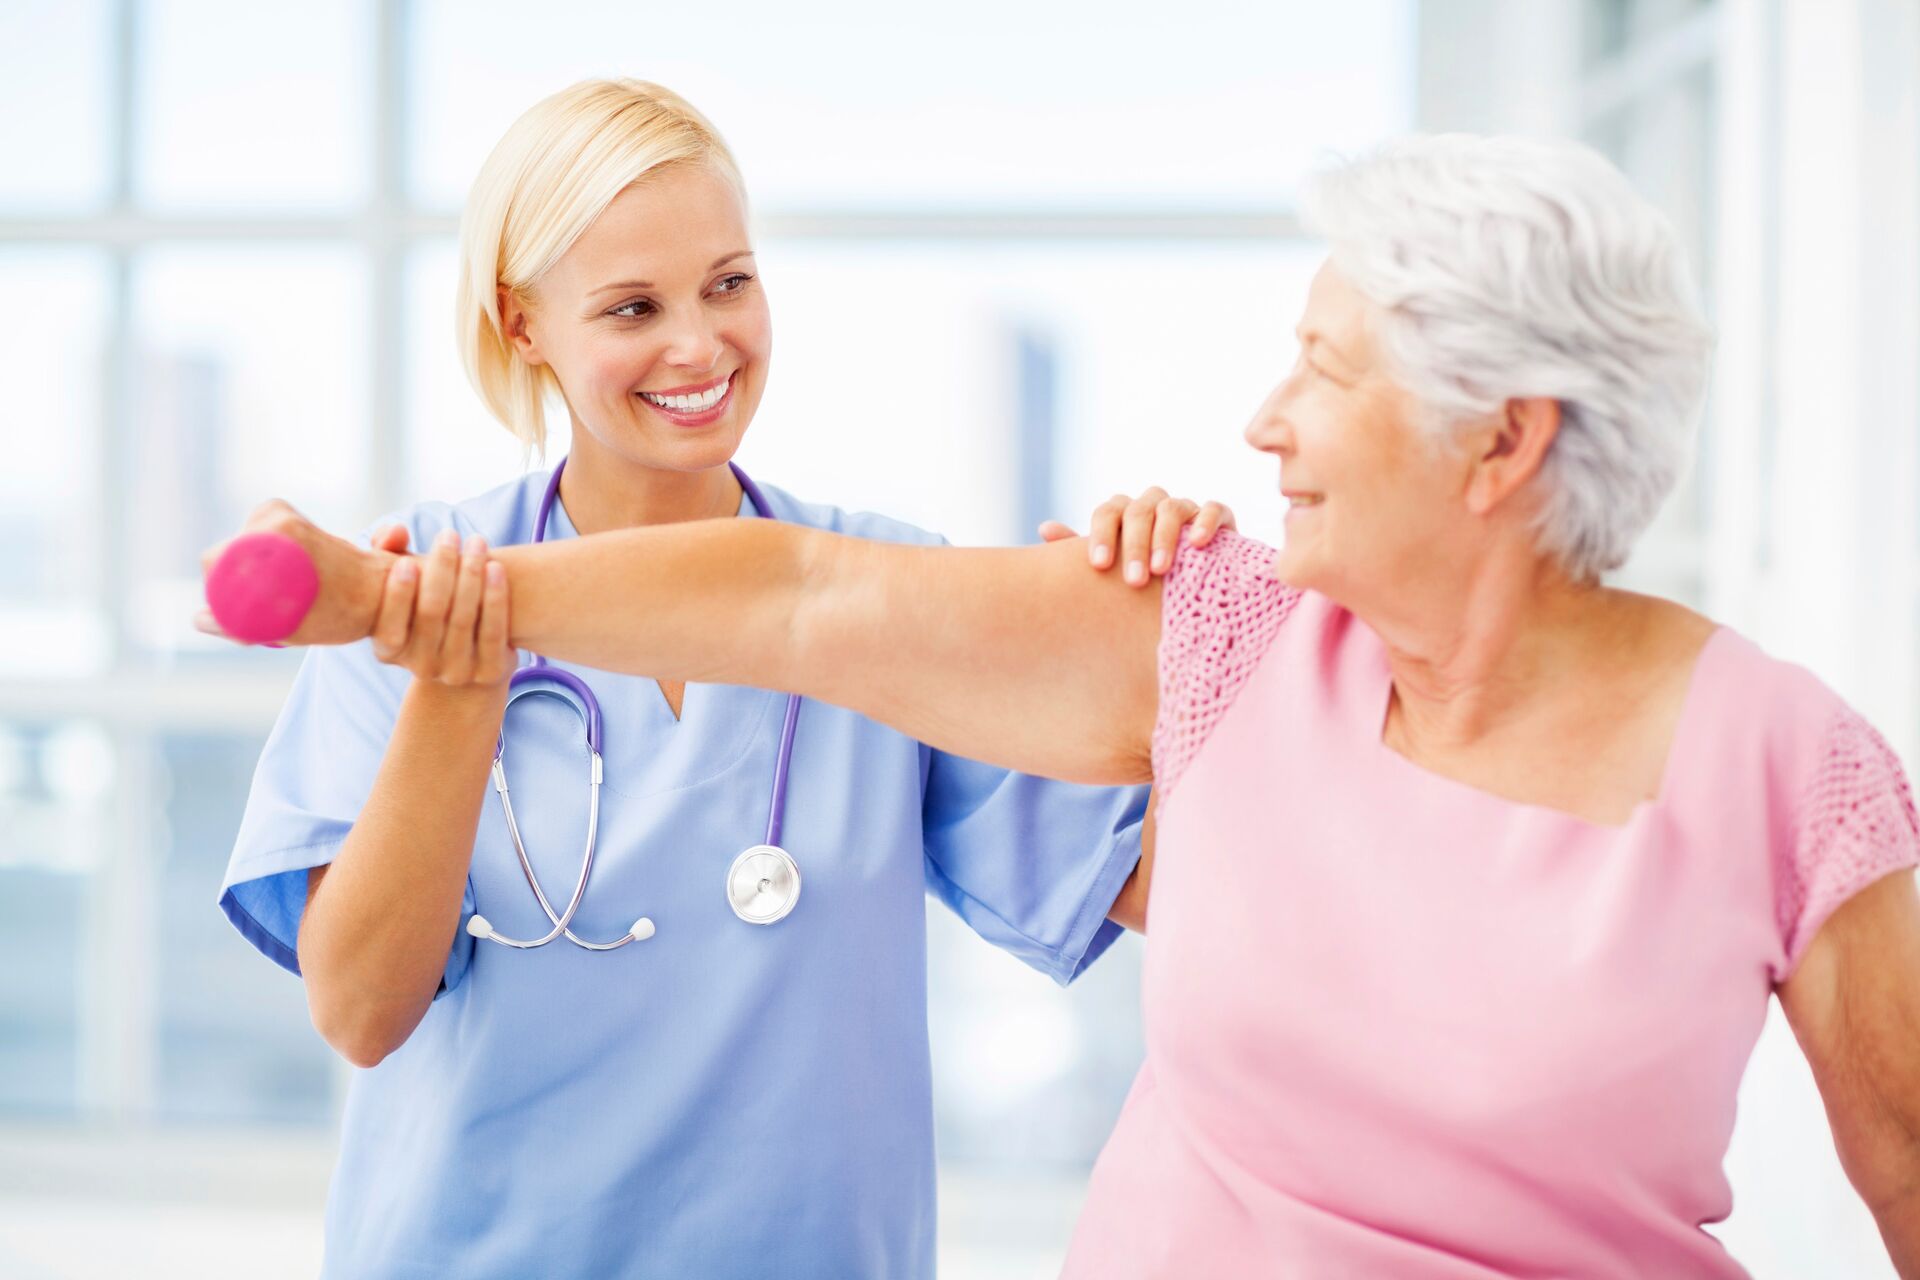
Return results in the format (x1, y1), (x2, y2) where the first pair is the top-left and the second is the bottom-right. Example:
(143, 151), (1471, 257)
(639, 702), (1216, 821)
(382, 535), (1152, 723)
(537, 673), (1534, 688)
(352, 549), (397, 639)
(406, 673), (511, 710)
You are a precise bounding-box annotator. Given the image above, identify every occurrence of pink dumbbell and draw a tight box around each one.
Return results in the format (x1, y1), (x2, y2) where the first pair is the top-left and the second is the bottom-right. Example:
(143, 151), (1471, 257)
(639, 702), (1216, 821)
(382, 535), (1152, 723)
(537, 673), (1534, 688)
(204, 531), (320, 645)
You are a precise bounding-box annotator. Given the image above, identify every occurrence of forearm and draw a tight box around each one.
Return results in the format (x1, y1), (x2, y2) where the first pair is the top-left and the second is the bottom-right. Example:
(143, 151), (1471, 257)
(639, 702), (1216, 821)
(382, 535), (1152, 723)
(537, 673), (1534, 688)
(298, 678), (508, 1067)
(1872, 1184), (1920, 1279)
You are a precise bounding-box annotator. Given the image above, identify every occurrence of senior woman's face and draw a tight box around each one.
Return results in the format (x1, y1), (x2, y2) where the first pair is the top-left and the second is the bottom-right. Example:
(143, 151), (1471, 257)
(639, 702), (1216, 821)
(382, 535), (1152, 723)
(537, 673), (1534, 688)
(1245, 262), (1466, 599)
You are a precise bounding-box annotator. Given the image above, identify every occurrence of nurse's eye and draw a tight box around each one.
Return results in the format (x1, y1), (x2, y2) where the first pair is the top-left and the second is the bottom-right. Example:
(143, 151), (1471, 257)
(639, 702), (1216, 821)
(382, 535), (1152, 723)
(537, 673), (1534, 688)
(607, 297), (657, 320)
(710, 273), (754, 297)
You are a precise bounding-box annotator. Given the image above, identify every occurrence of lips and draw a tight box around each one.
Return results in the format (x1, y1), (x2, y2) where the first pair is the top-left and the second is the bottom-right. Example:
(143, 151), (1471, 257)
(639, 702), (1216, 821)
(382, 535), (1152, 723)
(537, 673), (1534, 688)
(638, 372), (731, 411)
(636, 372), (735, 427)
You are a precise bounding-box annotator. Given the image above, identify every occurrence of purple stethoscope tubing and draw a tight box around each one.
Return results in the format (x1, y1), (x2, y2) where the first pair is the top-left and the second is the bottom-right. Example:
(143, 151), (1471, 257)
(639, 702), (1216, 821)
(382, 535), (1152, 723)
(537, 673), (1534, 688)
(469, 459), (803, 949)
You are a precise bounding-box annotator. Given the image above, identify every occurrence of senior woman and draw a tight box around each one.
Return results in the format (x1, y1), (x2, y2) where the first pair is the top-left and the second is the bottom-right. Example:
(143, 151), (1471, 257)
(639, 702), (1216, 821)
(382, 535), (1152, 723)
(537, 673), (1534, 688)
(207, 134), (1920, 1277)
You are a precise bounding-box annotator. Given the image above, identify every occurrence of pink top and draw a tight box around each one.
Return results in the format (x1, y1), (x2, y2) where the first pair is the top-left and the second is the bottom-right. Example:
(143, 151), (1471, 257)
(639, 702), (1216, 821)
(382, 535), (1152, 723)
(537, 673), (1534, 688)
(1061, 531), (1920, 1279)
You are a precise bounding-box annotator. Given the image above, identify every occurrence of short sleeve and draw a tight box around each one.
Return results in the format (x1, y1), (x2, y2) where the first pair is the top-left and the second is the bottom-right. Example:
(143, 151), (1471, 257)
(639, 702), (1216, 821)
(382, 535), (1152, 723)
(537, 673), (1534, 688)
(216, 511), (480, 995)
(1152, 529), (1301, 804)
(920, 749), (1148, 986)
(1776, 706), (1920, 974)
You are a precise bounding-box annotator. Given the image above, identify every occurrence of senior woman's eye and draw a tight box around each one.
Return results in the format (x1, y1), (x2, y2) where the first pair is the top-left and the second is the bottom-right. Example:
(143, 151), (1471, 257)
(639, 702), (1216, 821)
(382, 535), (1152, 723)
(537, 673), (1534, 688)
(710, 272), (754, 296)
(1304, 352), (1350, 386)
(607, 297), (657, 320)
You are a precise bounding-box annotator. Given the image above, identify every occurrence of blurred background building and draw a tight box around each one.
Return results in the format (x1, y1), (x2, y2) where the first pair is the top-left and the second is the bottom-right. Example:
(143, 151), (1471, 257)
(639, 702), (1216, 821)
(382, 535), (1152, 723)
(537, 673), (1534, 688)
(0, 1), (1914, 1275)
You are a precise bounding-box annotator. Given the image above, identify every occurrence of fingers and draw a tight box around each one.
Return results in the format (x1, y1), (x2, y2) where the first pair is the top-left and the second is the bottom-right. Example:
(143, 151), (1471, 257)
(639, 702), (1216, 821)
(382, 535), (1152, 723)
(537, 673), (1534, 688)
(370, 524), (412, 554)
(1117, 487), (1170, 586)
(1085, 494), (1128, 569)
(1147, 496), (1199, 577)
(364, 527), (512, 687)
(1037, 520), (1078, 543)
(193, 608), (234, 642)
(437, 535), (490, 684)
(369, 557), (420, 663)
(407, 529), (462, 670)
(1189, 500), (1237, 547)
(472, 562), (513, 685)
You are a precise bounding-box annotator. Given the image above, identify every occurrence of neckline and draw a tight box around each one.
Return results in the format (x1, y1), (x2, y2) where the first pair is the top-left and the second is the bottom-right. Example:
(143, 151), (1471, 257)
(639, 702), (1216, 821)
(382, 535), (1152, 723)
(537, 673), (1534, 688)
(1367, 623), (1728, 832)
(544, 475), (754, 541)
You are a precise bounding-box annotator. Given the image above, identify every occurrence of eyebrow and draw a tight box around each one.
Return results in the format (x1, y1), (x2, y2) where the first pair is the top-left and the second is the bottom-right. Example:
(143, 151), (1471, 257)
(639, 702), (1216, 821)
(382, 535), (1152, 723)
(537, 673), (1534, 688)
(589, 250), (755, 296)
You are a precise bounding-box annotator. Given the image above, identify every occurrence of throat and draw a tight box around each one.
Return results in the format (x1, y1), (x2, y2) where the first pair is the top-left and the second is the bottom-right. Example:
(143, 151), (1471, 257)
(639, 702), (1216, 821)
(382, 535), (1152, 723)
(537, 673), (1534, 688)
(657, 680), (686, 722)
(557, 455), (743, 535)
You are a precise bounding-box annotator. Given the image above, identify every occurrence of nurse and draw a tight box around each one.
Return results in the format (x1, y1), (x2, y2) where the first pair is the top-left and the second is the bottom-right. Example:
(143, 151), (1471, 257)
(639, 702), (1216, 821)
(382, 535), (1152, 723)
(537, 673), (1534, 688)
(216, 79), (1227, 1279)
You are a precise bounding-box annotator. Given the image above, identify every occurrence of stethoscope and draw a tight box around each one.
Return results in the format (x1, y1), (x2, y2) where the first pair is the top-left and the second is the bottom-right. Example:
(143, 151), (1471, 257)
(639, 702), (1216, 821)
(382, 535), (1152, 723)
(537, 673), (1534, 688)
(464, 460), (805, 951)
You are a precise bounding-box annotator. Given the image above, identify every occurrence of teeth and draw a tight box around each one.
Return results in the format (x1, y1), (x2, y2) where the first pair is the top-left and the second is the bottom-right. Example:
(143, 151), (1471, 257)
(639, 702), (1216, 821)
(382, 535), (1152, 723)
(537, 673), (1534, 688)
(641, 376), (730, 412)
(1289, 495), (1323, 508)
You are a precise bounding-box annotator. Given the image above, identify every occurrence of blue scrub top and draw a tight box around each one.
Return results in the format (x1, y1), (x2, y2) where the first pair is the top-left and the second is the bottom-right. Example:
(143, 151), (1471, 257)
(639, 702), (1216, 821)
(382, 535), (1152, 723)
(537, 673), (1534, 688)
(217, 469), (1146, 1280)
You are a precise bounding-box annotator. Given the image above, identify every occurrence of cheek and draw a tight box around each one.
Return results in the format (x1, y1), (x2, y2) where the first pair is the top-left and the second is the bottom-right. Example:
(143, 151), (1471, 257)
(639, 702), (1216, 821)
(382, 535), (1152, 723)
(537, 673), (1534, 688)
(579, 332), (662, 392)
(727, 300), (773, 366)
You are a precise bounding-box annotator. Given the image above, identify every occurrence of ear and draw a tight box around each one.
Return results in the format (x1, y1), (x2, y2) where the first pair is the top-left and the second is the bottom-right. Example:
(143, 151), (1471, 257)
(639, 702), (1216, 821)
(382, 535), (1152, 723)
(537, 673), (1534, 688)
(497, 285), (548, 368)
(1464, 397), (1559, 516)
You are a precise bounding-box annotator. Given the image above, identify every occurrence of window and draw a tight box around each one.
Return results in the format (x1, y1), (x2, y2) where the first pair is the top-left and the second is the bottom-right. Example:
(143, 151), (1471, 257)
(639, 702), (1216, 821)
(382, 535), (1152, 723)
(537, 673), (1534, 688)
(0, 3), (1413, 1272)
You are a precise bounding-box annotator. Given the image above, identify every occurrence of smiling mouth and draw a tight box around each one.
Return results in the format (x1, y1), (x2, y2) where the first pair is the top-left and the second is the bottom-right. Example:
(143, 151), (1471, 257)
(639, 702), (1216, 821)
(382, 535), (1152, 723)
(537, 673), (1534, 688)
(1285, 493), (1324, 508)
(638, 373), (732, 412)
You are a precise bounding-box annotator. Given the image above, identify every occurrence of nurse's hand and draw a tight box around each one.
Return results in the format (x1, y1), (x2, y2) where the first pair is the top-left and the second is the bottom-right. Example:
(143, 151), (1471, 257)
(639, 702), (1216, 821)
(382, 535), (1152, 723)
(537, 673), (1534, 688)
(366, 526), (514, 687)
(1037, 487), (1236, 587)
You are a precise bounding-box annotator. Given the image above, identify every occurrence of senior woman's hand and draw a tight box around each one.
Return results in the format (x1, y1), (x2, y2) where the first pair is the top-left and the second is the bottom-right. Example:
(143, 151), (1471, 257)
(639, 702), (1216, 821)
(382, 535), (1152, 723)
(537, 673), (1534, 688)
(1039, 487), (1236, 586)
(195, 499), (395, 646)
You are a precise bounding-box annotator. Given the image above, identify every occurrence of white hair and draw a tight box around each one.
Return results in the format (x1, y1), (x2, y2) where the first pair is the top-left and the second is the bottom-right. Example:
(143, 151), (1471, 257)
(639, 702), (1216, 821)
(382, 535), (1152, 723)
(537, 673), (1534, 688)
(1302, 134), (1714, 582)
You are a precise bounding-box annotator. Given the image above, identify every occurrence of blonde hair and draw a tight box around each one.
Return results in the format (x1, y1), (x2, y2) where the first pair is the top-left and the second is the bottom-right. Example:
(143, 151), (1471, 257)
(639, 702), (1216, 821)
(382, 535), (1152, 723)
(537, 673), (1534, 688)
(455, 78), (745, 455)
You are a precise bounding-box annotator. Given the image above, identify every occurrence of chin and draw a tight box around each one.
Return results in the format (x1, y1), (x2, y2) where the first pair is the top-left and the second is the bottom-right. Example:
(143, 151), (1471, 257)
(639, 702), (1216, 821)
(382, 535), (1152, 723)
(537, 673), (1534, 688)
(1270, 546), (1311, 588)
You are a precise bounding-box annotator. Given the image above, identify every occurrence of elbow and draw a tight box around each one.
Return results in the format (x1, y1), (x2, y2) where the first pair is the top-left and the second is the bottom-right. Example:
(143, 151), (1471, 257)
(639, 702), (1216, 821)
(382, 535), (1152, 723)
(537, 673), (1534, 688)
(305, 982), (417, 1070)
(310, 1002), (400, 1070)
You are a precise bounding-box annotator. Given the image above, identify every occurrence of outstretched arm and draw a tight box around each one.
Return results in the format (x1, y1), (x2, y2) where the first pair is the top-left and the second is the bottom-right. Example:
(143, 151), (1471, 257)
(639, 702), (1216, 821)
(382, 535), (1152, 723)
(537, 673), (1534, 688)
(204, 504), (1162, 786)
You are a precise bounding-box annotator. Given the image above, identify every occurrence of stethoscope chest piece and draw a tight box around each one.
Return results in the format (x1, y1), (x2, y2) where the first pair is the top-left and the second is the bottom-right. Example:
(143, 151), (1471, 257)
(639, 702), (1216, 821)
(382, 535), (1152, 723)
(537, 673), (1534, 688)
(727, 844), (801, 925)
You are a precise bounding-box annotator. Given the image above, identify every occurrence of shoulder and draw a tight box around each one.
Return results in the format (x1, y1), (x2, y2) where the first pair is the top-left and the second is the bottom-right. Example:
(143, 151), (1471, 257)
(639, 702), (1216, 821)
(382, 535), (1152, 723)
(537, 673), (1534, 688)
(1152, 530), (1322, 800)
(1159, 528), (1310, 658)
(1700, 628), (1866, 779)
(1701, 629), (1920, 973)
(749, 479), (948, 547)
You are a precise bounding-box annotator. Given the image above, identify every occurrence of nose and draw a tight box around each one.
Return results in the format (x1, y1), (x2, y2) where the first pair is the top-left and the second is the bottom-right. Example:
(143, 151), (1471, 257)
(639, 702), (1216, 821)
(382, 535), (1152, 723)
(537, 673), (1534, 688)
(1243, 378), (1296, 455)
(660, 305), (724, 373)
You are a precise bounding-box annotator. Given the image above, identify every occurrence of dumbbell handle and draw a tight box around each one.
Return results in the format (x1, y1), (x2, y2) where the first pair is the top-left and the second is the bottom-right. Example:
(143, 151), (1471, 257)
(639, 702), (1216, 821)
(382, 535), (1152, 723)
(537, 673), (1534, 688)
(204, 531), (320, 644)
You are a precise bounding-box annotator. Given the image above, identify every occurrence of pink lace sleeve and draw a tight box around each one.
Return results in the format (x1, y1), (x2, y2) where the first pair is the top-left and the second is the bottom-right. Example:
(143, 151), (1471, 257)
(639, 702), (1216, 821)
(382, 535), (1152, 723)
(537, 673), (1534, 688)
(1778, 707), (1920, 973)
(1151, 529), (1301, 803)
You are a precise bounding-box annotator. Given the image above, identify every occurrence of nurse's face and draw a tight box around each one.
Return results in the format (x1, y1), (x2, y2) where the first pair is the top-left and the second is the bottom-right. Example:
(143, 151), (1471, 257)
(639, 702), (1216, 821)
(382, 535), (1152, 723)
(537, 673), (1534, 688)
(505, 163), (771, 475)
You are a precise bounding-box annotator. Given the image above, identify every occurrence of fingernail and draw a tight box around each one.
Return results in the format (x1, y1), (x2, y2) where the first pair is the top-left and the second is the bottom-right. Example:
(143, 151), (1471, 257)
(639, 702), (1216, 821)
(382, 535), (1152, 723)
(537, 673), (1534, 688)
(464, 534), (486, 556)
(1091, 543), (1111, 567)
(486, 562), (504, 585)
(1151, 549), (1169, 573)
(1126, 560), (1146, 585)
(395, 559), (418, 581)
(436, 529), (460, 551)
